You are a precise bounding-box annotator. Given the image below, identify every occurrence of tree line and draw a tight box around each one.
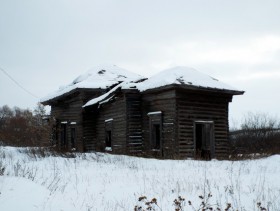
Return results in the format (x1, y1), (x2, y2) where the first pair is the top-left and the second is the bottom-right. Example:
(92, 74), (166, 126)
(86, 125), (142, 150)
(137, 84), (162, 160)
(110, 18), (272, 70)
(0, 103), (50, 147)
(230, 112), (280, 156)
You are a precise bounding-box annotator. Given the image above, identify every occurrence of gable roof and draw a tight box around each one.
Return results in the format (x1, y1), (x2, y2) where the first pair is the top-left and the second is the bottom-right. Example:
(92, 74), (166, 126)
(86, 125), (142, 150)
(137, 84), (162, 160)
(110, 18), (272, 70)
(41, 64), (145, 103)
(135, 66), (243, 93)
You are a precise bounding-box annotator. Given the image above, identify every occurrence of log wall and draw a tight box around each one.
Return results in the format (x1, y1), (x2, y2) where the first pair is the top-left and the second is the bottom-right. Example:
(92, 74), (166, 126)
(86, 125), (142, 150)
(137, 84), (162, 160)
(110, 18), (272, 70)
(176, 89), (232, 159)
(94, 92), (127, 154)
(141, 89), (177, 158)
(125, 92), (143, 155)
(50, 90), (102, 151)
(50, 86), (234, 160)
(51, 93), (84, 151)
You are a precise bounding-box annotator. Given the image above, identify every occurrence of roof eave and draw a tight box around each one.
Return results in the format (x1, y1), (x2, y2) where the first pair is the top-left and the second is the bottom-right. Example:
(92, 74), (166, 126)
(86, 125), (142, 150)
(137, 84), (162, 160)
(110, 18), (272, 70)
(41, 87), (105, 105)
(141, 84), (245, 95)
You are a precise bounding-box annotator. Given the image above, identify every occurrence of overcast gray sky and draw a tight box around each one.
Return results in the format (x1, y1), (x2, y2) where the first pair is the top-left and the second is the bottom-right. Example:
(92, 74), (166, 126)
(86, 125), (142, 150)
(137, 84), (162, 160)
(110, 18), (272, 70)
(1, 0), (280, 127)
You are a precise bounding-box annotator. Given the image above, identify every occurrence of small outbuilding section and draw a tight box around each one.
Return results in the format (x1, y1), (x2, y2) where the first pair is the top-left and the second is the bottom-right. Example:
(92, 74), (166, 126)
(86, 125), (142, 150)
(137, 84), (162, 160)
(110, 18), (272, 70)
(136, 67), (244, 159)
(42, 65), (244, 159)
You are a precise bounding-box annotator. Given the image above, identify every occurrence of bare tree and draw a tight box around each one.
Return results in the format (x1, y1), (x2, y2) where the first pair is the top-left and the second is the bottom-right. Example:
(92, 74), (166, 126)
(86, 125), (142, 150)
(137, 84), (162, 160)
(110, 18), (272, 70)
(0, 104), (50, 147)
(230, 112), (280, 156)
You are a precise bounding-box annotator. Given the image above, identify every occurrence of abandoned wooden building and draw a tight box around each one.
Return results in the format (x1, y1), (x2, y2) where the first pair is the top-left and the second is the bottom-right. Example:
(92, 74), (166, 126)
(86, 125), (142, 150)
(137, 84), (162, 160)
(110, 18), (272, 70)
(41, 65), (244, 159)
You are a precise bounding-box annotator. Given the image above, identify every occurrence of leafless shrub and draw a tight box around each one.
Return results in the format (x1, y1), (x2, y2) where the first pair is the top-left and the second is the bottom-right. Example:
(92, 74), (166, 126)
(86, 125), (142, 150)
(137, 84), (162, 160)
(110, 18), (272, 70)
(134, 196), (162, 211)
(173, 196), (185, 211)
(230, 112), (280, 158)
(0, 104), (51, 147)
(135, 194), (267, 211)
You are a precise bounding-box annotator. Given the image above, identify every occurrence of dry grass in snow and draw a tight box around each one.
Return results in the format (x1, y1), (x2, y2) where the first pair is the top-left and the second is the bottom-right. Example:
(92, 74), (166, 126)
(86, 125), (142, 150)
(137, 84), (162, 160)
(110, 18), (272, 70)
(0, 146), (279, 211)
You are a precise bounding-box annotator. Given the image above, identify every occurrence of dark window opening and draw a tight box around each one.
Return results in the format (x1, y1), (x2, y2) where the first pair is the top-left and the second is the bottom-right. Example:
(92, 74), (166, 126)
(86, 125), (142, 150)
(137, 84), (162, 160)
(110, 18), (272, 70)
(195, 122), (214, 160)
(105, 120), (113, 151)
(105, 119), (113, 151)
(60, 124), (67, 148)
(152, 124), (161, 150)
(105, 130), (112, 148)
(148, 112), (162, 154)
(70, 128), (76, 149)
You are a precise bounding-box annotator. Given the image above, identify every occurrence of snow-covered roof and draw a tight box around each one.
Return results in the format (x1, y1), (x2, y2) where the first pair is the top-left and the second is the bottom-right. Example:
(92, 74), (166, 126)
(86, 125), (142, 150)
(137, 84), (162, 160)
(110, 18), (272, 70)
(41, 64), (144, 103)
(83, 66), (243, 108)
(135, 66), (242, 92)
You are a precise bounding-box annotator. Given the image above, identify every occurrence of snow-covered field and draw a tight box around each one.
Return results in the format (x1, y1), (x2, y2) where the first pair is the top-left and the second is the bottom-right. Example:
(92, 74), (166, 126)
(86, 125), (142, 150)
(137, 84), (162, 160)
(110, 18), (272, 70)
(0, 146), (279, 211)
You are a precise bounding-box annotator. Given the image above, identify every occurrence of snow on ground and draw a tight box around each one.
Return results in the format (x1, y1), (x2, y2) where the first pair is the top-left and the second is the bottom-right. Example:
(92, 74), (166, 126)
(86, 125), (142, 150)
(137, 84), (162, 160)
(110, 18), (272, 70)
(0, 146), (279, 211)
(0, 177), (50, 211)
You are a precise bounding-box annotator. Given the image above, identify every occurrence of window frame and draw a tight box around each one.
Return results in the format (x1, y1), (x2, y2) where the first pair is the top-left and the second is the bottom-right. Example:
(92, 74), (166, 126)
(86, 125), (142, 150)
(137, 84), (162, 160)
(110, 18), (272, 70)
(148, 111), (163, 153)
(105, 119), (113, 151)
(193, 120), (215, 159)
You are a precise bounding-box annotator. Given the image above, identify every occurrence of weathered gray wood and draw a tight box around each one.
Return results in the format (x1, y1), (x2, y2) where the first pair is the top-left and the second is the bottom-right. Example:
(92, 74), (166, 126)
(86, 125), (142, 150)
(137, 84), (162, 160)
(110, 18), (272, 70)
(45, 81), (237, 160)
(176, 89), (231, 159)
(45, 89), (104, 151)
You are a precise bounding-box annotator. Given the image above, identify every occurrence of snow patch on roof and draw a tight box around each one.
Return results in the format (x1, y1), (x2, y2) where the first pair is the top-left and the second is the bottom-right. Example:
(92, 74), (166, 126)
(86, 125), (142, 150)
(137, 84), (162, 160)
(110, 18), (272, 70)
(41, 64), (144, 103)
(136, 66), (240, 92)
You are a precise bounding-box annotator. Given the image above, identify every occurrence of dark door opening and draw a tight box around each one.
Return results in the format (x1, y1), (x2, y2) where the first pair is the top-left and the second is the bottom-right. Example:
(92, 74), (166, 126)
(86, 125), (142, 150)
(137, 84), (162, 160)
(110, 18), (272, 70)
(195, 122), (214, 160)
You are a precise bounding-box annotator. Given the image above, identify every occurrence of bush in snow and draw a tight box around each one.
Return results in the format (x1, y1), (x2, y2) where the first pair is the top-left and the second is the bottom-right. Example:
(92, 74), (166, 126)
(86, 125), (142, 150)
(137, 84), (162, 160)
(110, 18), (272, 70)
(230, 112), (280, 158)
(0, 103), (50, 147)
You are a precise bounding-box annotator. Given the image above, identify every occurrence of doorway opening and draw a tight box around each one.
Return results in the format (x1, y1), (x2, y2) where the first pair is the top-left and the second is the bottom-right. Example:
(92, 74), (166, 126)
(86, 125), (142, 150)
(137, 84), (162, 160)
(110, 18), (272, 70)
(194, 122), (214, 160)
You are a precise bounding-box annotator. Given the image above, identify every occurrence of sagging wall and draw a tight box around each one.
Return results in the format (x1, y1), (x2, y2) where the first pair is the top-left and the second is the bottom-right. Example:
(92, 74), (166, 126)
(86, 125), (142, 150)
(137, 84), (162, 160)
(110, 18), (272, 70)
(176, 89), (232, 159)
(141, 89), (177, 158)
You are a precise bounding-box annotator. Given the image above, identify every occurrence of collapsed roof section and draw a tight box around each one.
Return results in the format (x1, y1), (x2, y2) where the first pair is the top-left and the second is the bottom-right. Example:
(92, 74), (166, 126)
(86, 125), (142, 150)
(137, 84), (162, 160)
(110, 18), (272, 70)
(41, 64), (145, 104)
(83, 82), (124, 107)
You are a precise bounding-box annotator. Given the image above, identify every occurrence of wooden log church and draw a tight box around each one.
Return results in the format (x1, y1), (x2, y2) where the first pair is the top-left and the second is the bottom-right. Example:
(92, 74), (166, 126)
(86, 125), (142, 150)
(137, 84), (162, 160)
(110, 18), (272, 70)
(41, 65), (244, 159)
